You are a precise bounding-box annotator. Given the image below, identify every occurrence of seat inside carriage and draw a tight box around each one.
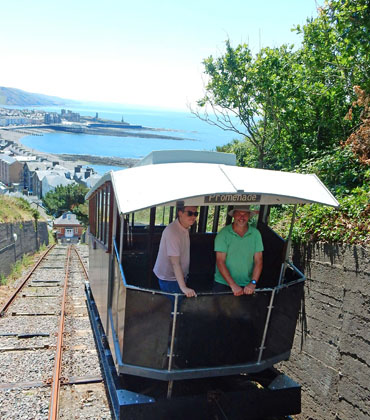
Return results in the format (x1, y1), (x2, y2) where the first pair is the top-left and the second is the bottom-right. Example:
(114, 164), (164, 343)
(86, 150), (338, 380)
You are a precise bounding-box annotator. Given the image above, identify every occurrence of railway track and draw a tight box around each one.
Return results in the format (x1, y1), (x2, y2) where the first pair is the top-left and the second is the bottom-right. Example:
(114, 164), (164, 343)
(0, 244), (112, 420)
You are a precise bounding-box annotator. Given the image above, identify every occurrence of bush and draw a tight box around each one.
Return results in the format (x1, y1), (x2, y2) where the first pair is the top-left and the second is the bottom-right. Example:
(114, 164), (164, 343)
(270, 186), (370, 245)
(295, 145), (369, 196)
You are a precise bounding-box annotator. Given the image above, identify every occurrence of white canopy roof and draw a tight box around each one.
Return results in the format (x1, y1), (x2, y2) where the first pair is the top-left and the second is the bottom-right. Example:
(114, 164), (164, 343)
(86, 162), (339, 215)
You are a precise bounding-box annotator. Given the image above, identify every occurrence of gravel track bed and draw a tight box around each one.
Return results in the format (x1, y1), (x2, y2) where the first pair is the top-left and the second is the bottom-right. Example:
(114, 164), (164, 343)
(64, 316), (92, 331)
(0, 350), (55, 383)
(0, 387), (50, 420)
(0, 335), (53, 349)
(64, 331), (96, 348)
(68, 294), (86, 303)
(59, 383), (112, 419)
(66, 307), (88, 318)
(9, 297), (61, 314)
(68, 282), (86, 292)
(22, 286), (60, 297)
(61, 349), (101, 378)
(30, 268), (65, 280)
(0, 315), (59, 334)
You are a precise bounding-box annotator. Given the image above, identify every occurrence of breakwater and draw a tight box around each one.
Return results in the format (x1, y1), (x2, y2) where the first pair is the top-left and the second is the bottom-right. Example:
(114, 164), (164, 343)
(47, 124), (196, 141)
(56, 154), (139, 167)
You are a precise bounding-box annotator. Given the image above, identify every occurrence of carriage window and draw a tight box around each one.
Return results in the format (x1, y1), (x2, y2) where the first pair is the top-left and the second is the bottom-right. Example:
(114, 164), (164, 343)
(105, 184), (111, 245)
(99, 188), (106, 243)
(205, 206), (228, 232)
(132, 206), (174, 228)
(89, 194), (96, 236)
(133, 208), (150, 227)
(96, 189), (101, 239)
(155, 206), (173, 226)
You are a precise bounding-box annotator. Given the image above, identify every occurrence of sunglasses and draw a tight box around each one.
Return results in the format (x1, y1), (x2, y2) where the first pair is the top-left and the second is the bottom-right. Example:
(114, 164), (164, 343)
(184, 210), (199, 217)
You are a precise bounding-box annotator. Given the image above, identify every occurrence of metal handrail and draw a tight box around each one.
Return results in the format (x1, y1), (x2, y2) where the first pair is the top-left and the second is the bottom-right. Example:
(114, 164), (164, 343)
(113, 238), (176, 297)
(113, 238), (305, 297)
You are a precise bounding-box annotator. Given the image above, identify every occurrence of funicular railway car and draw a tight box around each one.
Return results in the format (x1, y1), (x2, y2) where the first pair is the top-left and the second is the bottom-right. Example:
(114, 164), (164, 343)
(86, 150), (339, 420)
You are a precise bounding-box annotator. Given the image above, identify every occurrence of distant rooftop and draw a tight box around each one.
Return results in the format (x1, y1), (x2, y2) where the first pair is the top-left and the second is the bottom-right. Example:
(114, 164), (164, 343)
(54, 211), (81, 226)
(0, 154), (17, 164)
(14, 156), (37, 162)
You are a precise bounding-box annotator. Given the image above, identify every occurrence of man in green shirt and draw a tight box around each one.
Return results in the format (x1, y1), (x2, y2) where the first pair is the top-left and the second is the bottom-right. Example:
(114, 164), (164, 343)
(214, 206), (264, 296)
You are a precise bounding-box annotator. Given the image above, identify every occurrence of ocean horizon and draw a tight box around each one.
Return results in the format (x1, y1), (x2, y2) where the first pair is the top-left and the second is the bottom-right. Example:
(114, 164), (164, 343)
(20, 102), (241, 174)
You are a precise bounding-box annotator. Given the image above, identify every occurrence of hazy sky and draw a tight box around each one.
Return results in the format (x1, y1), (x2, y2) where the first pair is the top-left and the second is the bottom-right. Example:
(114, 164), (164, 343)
(1, 0), (322, 110)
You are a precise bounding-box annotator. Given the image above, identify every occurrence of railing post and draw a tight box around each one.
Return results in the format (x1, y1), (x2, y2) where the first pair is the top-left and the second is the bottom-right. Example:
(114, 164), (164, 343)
(257, 289), (276, 363)
(167, 294), (179, 399)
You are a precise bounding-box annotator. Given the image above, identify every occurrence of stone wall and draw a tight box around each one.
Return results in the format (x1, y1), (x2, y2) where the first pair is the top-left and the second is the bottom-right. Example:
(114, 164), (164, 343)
(279, 243), (369, 420)
(0, 221), (49, 278)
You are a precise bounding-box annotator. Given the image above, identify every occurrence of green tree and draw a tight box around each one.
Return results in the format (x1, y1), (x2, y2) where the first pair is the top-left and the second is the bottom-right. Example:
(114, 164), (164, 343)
(195, 0), (370, 171)
(42, 184), (89, 225)
(291, 0), (369, 153)
(193, 41), (302, 168)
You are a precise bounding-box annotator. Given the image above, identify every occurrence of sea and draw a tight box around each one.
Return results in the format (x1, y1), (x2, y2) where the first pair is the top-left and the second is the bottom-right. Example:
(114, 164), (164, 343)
(20, 102), (241, 175)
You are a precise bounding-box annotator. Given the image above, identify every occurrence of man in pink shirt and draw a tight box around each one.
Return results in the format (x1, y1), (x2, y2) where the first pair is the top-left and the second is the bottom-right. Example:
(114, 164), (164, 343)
(153, 205), (198, 298)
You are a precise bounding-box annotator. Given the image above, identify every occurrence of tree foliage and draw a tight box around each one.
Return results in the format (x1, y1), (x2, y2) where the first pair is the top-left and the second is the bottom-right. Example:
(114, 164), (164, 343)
(270, 186), (369, 245)
(344, 85), (370, 165)
(42, 184), (89, 225)
(195, 0), (370, 244)
(194, 42), (304, 168)
(196, 0), (369, 172)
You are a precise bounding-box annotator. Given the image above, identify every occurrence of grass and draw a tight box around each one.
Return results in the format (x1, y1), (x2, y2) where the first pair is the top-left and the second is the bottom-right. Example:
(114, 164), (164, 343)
(0, 243), (49, 286)
(48, 229), (56, 245)
(1, 253), (34, 286)
(0, 195), (37, 223)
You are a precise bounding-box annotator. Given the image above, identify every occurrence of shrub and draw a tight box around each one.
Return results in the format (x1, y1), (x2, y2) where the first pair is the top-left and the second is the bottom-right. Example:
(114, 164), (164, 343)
(270, 186), (370, 245)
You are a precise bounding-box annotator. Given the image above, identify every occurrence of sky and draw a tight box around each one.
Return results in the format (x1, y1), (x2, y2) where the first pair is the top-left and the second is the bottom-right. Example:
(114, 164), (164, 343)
(1, 0), (323, 110)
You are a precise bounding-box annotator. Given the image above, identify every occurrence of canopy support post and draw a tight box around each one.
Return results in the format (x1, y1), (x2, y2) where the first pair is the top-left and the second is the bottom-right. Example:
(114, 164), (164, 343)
(278, 204), (297, 286)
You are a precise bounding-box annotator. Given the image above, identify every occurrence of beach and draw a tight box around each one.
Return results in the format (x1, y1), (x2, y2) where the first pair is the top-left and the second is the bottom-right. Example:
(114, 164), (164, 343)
(0, 128), (138, 169)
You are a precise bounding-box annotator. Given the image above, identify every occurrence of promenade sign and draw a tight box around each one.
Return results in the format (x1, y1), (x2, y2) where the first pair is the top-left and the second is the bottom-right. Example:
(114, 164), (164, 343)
(204, 194), (261, 203)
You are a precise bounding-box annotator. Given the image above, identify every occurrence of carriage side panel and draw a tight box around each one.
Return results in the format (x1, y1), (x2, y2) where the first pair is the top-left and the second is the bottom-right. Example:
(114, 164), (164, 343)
(89, 239), (110, 333)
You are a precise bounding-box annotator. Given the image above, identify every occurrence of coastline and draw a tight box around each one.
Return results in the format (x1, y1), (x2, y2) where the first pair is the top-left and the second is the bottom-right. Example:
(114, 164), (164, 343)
(0, 128), (139, 168)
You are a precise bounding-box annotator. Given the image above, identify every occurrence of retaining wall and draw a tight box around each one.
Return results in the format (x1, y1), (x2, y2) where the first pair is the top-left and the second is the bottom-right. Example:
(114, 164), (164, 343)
(0, 221), (49, 278)
(279, 243), (369, 420)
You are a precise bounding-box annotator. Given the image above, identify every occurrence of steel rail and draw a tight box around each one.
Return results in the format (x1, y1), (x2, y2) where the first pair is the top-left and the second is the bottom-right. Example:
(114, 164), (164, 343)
(48, 245), (72, 420)
(72, 245), (88, 280)
(0, 244), (56, 317)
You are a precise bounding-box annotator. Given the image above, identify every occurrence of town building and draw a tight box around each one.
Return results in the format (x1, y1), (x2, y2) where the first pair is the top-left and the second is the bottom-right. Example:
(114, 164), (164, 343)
(0, 154), (23, 186)
(0, 139), (11, 151)
(62, 110), (80, 122)
(44, 113), (61, 124)
(32, 169), (68, 198)
(23, 161), (51, 194)
(14, 155), (38, 163)
(42, 174), (76, 198)
(83, 173), (101, 189)
(53, 211), (83, 243)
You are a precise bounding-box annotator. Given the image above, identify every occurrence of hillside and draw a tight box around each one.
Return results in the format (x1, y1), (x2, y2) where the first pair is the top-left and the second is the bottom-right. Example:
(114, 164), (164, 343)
(0, 195), (38, 222)
(0, 86), (71, 106)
